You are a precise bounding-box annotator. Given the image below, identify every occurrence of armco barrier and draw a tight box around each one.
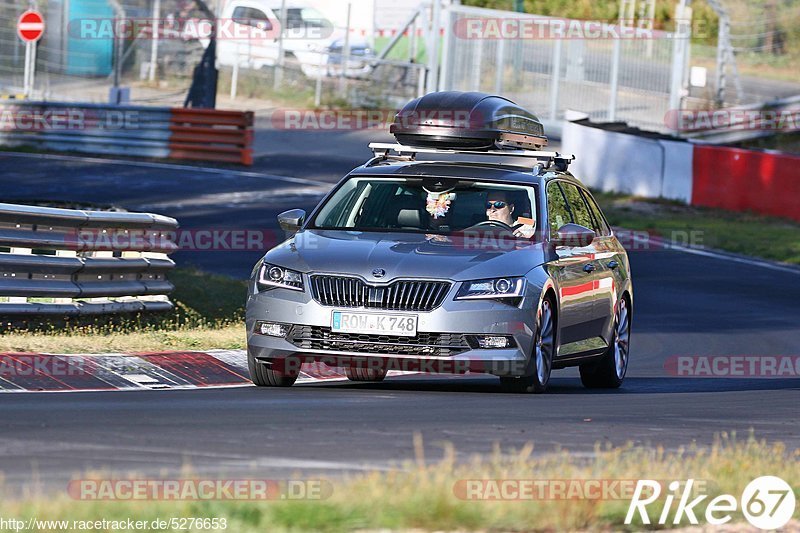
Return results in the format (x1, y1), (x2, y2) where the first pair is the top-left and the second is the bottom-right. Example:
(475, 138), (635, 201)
(692, 145), (800, 223)
(0, 102), (253, 165)
(0, 203), (178, 316)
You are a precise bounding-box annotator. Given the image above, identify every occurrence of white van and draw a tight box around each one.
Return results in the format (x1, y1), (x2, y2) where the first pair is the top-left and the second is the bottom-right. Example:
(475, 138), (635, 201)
(211, 0), (373, 77)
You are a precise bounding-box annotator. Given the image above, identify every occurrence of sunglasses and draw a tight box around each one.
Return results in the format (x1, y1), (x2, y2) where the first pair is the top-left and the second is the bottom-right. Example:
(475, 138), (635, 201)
(486, 201), (509, 210)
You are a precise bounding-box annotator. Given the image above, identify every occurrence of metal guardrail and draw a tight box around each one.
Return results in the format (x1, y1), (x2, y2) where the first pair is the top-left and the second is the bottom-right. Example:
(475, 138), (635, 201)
(0, 101), (254, 165)
(0, 203), (179, 316)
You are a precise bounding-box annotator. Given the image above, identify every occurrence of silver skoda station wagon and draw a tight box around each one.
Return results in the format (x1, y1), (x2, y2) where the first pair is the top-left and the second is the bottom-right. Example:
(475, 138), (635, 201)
(246, 92), (632, 393)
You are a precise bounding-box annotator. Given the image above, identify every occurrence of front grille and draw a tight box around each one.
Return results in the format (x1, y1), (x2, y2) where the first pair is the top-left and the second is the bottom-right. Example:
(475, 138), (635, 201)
(310, 276), (450, 312)
(289, 326), (469, 357)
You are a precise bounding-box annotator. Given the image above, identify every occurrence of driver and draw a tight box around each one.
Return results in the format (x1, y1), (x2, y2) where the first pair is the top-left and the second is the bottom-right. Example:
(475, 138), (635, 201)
(485, 192), (535, 238)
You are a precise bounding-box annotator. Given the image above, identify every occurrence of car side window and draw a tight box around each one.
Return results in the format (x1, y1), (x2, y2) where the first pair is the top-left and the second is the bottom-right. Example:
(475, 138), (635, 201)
(233, 7), (272, 29)
(559, 182), (595, 231)
(546, 182), (572, 237)
(580, 189), (611, 236)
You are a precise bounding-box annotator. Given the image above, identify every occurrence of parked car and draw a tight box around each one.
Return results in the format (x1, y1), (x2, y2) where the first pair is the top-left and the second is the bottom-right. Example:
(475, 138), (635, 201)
(246, 92), (632, 393)
(210, 0), (373, 77)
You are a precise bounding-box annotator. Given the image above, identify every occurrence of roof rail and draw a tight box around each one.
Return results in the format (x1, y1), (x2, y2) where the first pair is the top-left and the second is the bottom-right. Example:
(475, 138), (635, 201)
(367, 142), (576, 172)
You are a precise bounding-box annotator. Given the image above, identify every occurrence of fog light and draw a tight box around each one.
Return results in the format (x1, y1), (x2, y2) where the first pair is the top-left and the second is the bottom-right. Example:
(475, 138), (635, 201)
(256, 321), (290, 337)
(476, 336), (512, 349)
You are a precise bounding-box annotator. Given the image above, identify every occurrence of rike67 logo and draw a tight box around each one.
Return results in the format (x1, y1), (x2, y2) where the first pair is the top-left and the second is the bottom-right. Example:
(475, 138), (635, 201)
(626, 476), (796, 529)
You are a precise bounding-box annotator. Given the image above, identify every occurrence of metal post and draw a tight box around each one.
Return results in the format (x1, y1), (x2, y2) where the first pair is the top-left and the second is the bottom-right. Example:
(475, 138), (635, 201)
(548, 39), (562, 120)
(339, 3), (351, 94)
(314, 51), (323, 106)
(471, 34), (483, 92)
(29, 39), (36, 96)
(107, 0), (128, 100)
(641, 0), (656, 57)
(426, 0), (441, 93)
(230, 59), (238, 99)
(669, 1), (691, 113)
(493, 36), (505, 94)
(114, 29), (121, 89)
(409, 19), (417, 62)
(706, 0), (741, 105)
(715, 13), (727, 105)
(23, 41), (32, 97)
(608, 37), (621, 121)
(437, 6), (451, 91)
(273, 0), (287, 90)
(148, 0), (160, 82)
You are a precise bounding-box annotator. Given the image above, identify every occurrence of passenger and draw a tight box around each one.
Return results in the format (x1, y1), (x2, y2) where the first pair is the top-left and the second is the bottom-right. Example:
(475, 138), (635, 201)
(485, 192), (535, 238)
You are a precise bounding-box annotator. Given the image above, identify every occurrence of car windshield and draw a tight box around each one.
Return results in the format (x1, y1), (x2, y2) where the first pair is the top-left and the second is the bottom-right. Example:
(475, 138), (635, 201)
(310, 177), (538, 238)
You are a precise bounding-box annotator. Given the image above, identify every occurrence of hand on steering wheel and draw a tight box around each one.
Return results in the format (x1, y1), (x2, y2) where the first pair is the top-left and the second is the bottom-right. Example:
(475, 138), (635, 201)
(473, 220), (514, 230)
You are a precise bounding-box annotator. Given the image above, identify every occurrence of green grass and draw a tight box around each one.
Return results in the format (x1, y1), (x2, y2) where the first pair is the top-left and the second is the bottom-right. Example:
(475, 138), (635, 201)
(0, 433), (797, 531)
(0, 268), (247, 354)
(594, 191), (800, 264)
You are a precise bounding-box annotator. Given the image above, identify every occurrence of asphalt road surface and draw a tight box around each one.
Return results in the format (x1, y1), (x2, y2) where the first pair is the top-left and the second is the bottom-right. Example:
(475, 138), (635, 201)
(0, 140), (798, 492)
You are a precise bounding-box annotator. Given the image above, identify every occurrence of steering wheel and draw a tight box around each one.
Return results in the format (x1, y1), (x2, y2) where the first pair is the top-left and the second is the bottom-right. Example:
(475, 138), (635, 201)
(472, 220), (515, 230)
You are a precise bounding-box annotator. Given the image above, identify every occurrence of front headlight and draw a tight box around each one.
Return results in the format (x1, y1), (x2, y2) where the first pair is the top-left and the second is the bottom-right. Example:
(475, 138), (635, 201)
(454, 277), (525, 300)
(257, 263), (304, 292)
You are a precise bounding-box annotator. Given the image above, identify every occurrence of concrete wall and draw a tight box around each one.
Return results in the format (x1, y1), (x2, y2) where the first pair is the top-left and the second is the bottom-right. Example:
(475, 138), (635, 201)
(693, 145), (800, 222)
(561, 120), (693, 203)
(563, 119), (799, 222)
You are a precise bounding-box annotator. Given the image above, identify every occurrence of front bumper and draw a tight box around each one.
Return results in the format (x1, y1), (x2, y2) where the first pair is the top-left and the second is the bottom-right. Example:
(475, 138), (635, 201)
(245, 283), (539, 377)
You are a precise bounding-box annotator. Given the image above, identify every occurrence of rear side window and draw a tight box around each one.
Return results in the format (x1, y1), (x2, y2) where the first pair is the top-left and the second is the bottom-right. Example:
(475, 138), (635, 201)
(580, 189), (611, 236)
(233, 7), (272, 28)
(559, 182), (595, 231)
(546, 182), (571, 237)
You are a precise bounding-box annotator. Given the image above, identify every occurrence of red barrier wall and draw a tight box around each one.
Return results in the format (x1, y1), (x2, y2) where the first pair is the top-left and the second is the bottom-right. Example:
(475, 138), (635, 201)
(692, 145), (800, 222)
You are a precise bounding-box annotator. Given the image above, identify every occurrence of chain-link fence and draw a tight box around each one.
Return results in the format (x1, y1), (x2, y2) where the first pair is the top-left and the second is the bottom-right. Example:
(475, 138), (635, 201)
(4, 0), (798, 133)
(439, 4), (684, 132)
(0, 0), (427, 109)
(690, 0), (800, 106)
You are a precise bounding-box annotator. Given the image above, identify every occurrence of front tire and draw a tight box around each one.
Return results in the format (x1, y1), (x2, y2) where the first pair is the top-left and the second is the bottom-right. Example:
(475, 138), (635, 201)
(500, 297), (555, 394)
(580, 296), (631, 389)
(248, 355), (299, 387)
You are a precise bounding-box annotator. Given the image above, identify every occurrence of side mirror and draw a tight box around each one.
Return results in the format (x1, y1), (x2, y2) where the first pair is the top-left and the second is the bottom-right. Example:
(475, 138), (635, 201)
(277, 209), (306, 232)
(551, 223), (595, 248)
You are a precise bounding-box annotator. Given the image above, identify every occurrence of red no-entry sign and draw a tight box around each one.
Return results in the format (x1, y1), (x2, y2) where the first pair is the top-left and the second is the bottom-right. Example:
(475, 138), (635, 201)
(17, 10), (45, 42)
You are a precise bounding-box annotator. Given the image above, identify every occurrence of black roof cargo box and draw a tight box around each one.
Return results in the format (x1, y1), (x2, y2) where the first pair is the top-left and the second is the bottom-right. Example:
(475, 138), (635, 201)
(389, 91), (547, 151)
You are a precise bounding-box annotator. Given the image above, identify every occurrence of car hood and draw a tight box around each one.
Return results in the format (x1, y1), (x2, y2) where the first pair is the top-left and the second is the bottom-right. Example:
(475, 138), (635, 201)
(263, 230), (547, 281)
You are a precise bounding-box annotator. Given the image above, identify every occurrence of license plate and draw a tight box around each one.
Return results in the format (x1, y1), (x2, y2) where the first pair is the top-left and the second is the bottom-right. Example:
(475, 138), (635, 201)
(331, 311), (418, 337)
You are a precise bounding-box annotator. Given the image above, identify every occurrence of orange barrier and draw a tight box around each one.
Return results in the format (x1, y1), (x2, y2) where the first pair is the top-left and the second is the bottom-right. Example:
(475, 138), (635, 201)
(0, 102), (255, 166)
(168, 109), (254, 165)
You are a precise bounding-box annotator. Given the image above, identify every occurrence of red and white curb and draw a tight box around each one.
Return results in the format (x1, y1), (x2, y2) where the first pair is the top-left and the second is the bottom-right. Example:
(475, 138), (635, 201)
(0, 350), (361, 393)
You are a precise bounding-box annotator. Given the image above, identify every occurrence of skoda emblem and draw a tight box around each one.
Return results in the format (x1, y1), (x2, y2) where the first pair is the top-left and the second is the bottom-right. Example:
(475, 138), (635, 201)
(372, 268), (386, 279)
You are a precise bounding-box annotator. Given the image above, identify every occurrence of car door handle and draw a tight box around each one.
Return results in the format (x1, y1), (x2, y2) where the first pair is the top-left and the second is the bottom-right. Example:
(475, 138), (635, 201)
(583, 263), (596, 273)
(607, 260), (619, 269)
